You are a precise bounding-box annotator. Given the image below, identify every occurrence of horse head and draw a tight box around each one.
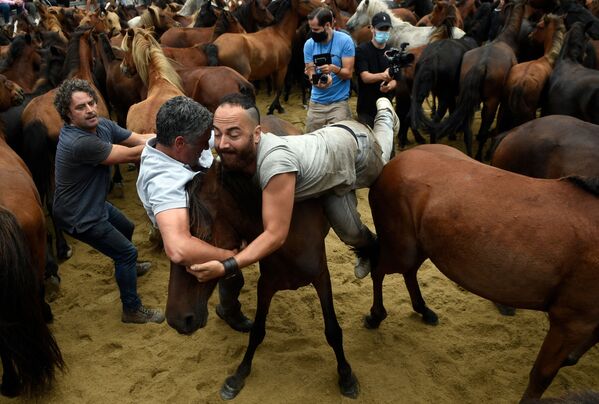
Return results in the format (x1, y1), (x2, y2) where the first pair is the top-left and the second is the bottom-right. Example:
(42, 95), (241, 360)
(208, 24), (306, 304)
(250, 0), (275, 26)
(557, 21), (588, 63)
(120, 28), (137, 77)
(346, 0), (373, 32)
(166, 165), (244, 335)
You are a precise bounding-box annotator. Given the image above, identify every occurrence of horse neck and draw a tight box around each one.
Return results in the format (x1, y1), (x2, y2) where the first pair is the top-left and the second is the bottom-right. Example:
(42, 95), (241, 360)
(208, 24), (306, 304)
(496, 2), (524, 49)
(73, 36), (94, 81)
(272, 5), (300, 41)
(96, 35), (115, 74)
(542, 23), (562, 66)
(146, 56), (181, 96)
(233, 2), (254, 32)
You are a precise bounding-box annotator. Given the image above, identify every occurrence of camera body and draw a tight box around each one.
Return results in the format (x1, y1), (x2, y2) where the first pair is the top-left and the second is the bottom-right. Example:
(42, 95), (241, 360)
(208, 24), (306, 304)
(312, 52), (332, 85)
(384, 42), (415, 81)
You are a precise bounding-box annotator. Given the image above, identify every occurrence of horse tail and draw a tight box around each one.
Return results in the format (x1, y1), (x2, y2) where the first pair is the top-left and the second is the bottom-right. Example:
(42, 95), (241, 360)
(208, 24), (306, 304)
(433, 63), (486, 139)
(564, 176), (599, 196)
(203, 43), (219, 67)
(0, 207), (65, 396)
(506, 84), (527, 121)
(410, 55), (438, 135)
(20, 120), (52, 205)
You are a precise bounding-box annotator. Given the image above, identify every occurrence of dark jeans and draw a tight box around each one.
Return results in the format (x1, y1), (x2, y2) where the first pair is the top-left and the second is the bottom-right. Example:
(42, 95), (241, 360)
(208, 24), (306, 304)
(70, 202), (142, 312)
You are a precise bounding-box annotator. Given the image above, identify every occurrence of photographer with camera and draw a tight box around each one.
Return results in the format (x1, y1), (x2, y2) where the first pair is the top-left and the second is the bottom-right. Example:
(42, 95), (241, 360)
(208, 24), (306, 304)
(355, 12), (397, 128)
(303, 7), (355, 132)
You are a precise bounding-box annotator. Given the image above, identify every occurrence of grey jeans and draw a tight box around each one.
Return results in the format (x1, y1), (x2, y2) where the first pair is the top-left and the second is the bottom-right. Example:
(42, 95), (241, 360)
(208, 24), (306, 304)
(321, 103), (396, 249)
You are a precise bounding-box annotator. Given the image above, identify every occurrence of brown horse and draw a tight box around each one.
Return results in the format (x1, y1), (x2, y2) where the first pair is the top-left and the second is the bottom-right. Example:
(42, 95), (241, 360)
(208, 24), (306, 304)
(136, 5), (181, 37)
(497, 14), (565, 131)
(365, 143), (599, 402)
(492, 115), (599, 179)
(161, 41), (218, 68)
(434, 0), (525, 159)
(0, 33), (42, 93)
(121, 27), (184, 133)
(159, 10), (247, 48)
(0, 74), (64, 398)
(417, 0), (464, 29)
(166, 159), (359, 400)
(211, 0), (321, 114)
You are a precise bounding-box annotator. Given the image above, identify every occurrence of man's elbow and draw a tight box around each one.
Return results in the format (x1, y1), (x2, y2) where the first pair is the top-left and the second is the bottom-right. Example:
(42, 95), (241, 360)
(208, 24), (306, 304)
(164, 245), (187, 265)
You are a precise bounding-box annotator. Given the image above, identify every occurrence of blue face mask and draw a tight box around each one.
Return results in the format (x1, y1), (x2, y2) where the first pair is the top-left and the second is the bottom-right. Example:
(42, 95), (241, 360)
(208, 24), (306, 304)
(374, 30), (390, 44)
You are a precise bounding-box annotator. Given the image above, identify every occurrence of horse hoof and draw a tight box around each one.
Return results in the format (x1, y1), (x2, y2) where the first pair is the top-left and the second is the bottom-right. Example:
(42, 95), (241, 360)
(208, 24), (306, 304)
(495, 303), (516, 316)
(220, 377), (244, 400)
(0, 382), (19, 398)
(277, 107), (285, 114)
(44, 275), (61, 303)
(58, 245), (73, 260)
(562, 355), (579, 367)
(363, 314), (382, 329)
(422, 309), (439, 326)
(339, 373), (359, 399)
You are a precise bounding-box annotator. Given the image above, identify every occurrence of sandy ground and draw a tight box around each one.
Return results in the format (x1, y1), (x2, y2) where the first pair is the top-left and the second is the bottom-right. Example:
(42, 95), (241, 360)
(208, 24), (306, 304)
(5, 90), (599, 404)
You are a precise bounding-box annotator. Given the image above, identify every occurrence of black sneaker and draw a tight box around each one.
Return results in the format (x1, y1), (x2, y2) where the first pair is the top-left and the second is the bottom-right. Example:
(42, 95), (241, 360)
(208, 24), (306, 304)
(136, 261), (151, 277)
(122, 305), (165, 324)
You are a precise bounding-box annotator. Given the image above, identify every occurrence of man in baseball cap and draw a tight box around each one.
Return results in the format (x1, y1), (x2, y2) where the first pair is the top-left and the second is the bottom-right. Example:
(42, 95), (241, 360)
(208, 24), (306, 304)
(371, 11), (392, 30)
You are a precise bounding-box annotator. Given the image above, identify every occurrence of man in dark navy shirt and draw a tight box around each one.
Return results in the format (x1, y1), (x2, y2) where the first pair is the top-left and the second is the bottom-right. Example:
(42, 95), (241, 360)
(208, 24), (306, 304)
(53, 78), (163, 324)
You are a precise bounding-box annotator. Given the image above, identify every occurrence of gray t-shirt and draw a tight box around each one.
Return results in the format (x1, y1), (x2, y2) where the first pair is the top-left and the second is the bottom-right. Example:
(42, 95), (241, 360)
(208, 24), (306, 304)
(255, 128), (358, 201)
(53, 118), (131, 233)
(136, 138), (200, 227)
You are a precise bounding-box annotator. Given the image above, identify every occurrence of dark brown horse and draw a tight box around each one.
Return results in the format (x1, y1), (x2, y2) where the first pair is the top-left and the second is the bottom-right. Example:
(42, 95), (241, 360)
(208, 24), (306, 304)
(211, 0), (321, 114)
(497, 14), (565, 131)
(434, 0), (525, 159)
(365, 143), (599, 402)
(165, 129), (358, 400)
(492, 115), (599, 178)
(0, 74), (64, 398)
(544, 22), (599, 124)
(0, 34), (42, 93)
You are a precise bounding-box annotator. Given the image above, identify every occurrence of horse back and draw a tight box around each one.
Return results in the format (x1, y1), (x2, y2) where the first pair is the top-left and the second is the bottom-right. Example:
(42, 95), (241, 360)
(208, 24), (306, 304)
(371, 144), (599, 310)
(546, 61), (599, 123)
(492, 115), (599, 179)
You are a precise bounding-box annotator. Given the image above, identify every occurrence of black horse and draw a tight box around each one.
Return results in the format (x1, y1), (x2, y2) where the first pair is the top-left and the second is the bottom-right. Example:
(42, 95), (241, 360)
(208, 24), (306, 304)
(544, 22), (599, 124)
(410, 1), (495, 140)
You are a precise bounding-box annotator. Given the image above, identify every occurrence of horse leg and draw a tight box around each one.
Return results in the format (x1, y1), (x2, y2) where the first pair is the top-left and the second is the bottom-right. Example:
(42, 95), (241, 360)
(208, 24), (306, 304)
(475, 99), (499, 161)
(0, 346), (19, 397)
(267, 68), (287, 115)
(520, 315), (597, 402)
(111, 164), (124, 198)
(47, 196), (72, 260)
(220, 276), (275, 400)
(364, 260), (387, 329)
(463, 120), (473, 157)
(313, 268), (358, 398)
(403, 268), (438, 325)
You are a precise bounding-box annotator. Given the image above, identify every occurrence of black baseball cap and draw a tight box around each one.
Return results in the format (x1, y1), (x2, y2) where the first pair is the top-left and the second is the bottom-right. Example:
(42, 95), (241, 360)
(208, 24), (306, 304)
(371, 12), (392, 29)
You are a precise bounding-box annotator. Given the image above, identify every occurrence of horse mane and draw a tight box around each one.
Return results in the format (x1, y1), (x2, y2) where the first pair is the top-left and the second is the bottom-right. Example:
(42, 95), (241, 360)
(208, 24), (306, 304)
(61, 27), (91, 78)
(496, 0), (525, 47)
(186, 173), (213, 241)
(268, 0), (292, 24)
(32, 45), (67, 96)
(213, 10), (236, 36)
(544, 14), (566, 66)
(466, 1), (493, 44)
(564, 175), (599, 196)
(557, 22), (587, 62)
(139, 5), (161, 27)
(429, 3), (458, 42)
(128, 29), (183, 91)
(233, 0), (254, 30)
(98, 32), (116, 63)
(362, 0), (408, 28)
(194, 0), (217, 26)
(0, 34), (32, 73)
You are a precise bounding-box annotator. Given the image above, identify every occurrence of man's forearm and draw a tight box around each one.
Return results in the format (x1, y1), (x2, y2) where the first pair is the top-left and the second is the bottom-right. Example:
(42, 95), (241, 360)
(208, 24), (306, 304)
(232, 230), (286, 270)
(165, 235), (234, 266)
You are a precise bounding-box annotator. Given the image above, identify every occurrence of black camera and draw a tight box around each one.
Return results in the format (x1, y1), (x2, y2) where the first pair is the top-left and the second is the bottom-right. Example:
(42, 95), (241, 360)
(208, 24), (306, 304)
(384, 43), (415, 80)
(312, 52), (332, 85)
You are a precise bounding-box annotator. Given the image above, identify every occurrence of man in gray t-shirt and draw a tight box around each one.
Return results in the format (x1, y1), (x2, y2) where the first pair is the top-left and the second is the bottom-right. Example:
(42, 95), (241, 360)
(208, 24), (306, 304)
(136, 96), (252, 333)
(187, 93), (399, 283)
(53, 78), (163, 325)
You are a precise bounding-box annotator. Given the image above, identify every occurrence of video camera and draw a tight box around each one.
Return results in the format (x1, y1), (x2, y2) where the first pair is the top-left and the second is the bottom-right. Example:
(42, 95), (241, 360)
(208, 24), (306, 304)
(384, 43), (415, 81)
(312, 53), (332, 85)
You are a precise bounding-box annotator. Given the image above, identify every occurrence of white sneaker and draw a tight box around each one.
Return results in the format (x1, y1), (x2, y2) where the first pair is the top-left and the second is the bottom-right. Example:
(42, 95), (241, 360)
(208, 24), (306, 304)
(376, 97), (400, 138)
(354, 256), (371, 279)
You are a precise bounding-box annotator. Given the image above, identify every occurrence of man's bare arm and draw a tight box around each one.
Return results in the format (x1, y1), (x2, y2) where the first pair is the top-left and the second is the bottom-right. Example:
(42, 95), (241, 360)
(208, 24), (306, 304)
(156, 207), (236, 266)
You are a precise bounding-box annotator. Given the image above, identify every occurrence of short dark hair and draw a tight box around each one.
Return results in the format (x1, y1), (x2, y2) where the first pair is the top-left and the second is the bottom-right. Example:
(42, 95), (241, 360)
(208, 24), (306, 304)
(218, 93), (260, 126)
(308, 7), (334, 27)
(54, 78), (98, 124)
(156, 96), (213, 147)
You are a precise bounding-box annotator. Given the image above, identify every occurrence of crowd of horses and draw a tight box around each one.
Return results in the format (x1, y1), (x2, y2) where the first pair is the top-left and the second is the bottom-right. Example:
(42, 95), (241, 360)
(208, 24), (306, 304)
(0, 0), (598, 400)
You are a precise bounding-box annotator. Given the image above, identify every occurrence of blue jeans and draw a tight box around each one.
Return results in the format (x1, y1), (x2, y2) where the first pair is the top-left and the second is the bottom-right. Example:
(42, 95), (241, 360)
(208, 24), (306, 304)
(0, 3), (10, 24)
(70, 202), (142, 312)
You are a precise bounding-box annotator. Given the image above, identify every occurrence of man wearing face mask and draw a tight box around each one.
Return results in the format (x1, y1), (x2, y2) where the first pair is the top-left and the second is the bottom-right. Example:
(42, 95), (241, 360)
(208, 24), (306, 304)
(303, 7), (355, 132)
(355, 12), (396, 128)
